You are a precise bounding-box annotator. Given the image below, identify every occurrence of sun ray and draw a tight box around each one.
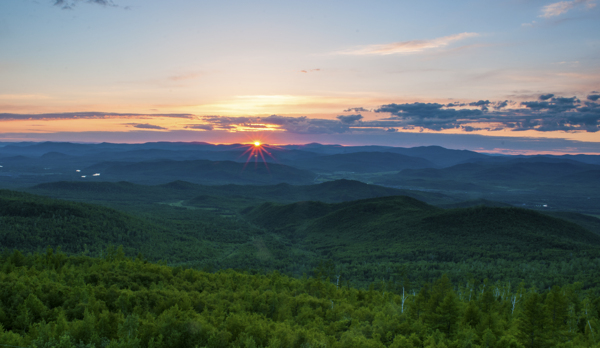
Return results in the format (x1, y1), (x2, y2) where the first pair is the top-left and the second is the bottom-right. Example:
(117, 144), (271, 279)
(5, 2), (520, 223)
(237, 133), (283, 174)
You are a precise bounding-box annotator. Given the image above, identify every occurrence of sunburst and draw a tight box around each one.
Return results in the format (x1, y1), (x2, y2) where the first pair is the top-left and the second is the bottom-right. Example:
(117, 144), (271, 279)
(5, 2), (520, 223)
(237, 137), (280, 173)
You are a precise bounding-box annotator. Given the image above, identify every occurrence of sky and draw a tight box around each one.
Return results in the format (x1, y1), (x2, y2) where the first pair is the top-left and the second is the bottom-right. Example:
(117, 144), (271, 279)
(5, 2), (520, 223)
(1, 0), (599, 154)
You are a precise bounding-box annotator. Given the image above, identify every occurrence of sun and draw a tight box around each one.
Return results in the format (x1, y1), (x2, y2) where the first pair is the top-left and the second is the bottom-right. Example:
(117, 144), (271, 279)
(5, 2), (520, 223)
(233, 138), (282, 174)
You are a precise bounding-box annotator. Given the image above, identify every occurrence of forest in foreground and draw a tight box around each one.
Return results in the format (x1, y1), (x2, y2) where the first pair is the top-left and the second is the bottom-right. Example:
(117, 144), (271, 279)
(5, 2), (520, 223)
(1, 249), (599, 348)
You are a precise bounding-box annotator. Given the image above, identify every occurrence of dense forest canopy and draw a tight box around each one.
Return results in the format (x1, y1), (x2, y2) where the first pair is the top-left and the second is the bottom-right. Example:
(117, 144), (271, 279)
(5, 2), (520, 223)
(0, 250), (599, 348)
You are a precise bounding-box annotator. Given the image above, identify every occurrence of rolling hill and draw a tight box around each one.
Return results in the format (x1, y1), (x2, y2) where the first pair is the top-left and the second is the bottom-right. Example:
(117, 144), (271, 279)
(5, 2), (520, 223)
(246, 195), (600, 269)
(0, 189), (258, 265)
(5, 186), (600, 288)
(0, 189), (160, 255)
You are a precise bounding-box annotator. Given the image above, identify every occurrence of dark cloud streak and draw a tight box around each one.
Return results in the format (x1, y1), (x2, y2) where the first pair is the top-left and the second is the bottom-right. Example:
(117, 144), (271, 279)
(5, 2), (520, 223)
(588, 94), (600, 101)
(0, 112), (194, 120)
(53, 0), (126, 10)
(128, 123), (167, 130)
(336, 114), (363, 124)
(344, 107), (370, 112)
(184, 124), (214, 131)
(494, 100), (508, 110)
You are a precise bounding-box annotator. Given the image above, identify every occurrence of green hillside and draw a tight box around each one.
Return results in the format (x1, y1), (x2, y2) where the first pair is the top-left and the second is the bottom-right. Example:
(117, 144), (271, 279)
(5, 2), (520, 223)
(0, 190), (275, 268)
(247, 196), (600, 261)
(246, 196), (600, 287)
(0, 189), (152, 253)
(0, 190), (207, 261)
(543, 211), (600, 236)
(7, 186), (600, 289)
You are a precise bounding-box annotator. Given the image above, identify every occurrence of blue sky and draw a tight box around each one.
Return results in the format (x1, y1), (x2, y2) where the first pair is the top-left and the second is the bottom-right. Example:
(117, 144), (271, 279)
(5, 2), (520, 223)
(0, 0), (599, 153)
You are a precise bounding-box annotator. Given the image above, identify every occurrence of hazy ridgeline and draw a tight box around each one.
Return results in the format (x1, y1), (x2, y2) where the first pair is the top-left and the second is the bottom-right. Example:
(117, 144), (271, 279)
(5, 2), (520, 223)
(1, 141), (600, 347)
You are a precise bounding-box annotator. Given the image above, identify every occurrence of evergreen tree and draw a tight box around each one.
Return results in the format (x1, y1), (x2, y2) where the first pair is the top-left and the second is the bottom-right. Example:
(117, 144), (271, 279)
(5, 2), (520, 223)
(545, 285), (569, 344)
(517, 292), (550, 348)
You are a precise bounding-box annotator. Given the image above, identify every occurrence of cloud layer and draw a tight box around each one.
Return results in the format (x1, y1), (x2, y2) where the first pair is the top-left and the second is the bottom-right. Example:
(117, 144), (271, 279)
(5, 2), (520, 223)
(2, 95), (598, 135)
(194, 93), (600, 134)
(374, 95), (600, 133)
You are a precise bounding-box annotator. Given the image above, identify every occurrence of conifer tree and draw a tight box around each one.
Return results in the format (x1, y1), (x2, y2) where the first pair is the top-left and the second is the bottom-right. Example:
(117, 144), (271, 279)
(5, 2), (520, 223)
(545, 285), (569, 343)
(517, 292), (550, 348)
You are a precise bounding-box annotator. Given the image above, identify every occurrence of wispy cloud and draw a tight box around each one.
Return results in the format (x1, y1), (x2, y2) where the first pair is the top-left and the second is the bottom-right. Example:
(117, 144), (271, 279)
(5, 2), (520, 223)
(540, 0), (596, 18)
(300, 69), (321, 73)
(337, 32), (479, 55)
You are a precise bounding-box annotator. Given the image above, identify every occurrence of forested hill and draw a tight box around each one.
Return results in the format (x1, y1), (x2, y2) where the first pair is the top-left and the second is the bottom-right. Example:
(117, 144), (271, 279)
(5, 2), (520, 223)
(246, 196), (600, 287)
(0, 190), (220, 262)
(5, 187), (600, 289)
(0, 190), (146, 254)
(247, 195), (600, 252)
